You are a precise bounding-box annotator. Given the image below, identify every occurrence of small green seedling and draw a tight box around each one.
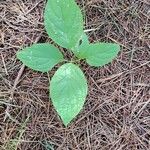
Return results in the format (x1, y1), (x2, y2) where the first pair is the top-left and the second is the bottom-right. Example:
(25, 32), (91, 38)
(17, 0), (120, 126)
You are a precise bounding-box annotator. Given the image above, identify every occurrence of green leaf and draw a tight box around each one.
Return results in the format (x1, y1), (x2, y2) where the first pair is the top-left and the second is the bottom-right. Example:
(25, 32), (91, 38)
(78, 43), (120, 66)
(50, 63), (88, 126)
(44, 0), (83, 50)
(17, 43), (64, 72)
(75, 32), (90, 58)
(79, 32), (89, 48)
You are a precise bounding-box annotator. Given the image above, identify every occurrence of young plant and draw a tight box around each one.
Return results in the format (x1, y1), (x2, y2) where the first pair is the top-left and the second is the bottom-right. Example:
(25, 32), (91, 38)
(17, 0), (120, 126)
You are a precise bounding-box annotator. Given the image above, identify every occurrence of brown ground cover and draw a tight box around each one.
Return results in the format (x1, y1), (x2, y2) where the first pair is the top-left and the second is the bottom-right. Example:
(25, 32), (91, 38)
(0, 0), (150, 149)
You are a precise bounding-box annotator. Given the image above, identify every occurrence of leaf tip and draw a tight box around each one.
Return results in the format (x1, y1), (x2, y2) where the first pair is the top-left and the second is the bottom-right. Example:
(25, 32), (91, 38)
(63, 121), (70, 127)
(16, 50), (22, 60)
(116, 44), (121, 52)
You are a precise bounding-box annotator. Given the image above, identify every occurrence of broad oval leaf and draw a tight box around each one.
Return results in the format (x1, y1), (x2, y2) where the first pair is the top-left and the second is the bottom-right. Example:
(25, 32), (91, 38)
(50, 63), (88, 126)
(78, 43), (120, 66)
(17, 43), (64, 72)
(44, 0), (83, 50)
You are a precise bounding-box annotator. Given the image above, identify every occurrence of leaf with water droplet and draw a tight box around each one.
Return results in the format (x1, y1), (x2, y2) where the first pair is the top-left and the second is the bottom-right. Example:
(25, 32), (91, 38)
(77, 42), (120, 66)
(50, 63), (88, 126)
(44, 0), (84, 50)
(17, 43), (64, 72)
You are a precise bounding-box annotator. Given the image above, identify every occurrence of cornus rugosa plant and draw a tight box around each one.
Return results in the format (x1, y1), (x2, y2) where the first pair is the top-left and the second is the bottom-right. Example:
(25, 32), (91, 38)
(17, 0), (120, 126)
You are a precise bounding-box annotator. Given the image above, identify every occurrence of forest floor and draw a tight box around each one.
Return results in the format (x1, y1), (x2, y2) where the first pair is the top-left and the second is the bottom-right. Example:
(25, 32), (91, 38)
(0, 0), (150, 150)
